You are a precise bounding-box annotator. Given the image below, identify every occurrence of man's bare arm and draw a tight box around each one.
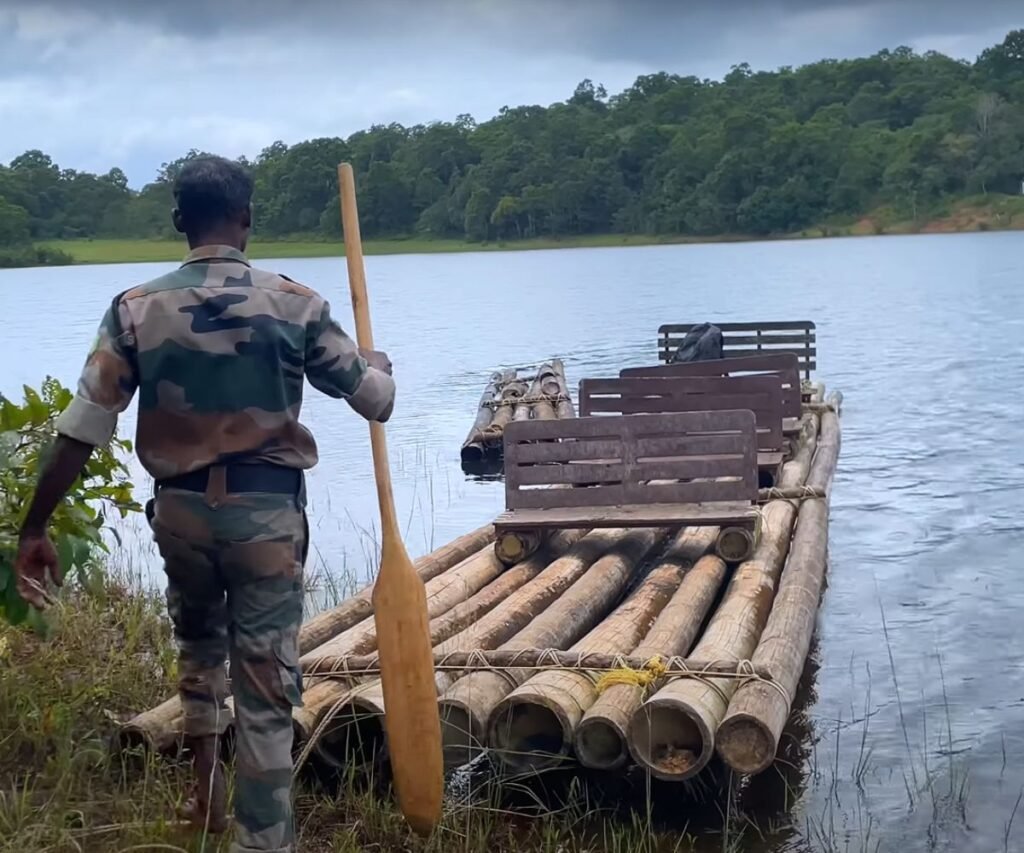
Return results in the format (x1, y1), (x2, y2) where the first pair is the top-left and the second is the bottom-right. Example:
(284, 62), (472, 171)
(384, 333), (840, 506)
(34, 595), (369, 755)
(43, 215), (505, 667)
(16, 436), (94, 608)
(20, 435), (94, 536)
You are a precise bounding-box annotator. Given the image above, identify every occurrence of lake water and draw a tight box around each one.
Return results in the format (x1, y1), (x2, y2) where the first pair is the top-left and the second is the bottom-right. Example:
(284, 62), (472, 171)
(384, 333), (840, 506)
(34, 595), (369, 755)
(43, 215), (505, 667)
(2, 232), (1023, 851)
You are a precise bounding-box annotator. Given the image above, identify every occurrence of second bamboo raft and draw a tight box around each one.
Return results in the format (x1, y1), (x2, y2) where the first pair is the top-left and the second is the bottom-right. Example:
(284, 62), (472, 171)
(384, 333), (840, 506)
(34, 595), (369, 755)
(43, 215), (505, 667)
(461, 359), (575, 470)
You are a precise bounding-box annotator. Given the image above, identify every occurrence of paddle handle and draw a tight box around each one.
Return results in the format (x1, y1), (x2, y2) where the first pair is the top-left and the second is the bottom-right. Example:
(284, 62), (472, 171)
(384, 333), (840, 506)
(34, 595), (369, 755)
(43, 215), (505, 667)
(338, 162), (375, 349)
(338, 163), (399, 539)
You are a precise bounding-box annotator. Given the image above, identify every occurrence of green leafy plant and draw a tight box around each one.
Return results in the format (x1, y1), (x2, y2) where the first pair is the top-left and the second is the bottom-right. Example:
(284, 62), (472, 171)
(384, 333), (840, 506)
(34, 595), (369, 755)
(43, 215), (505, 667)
(0, 377), (140, 627)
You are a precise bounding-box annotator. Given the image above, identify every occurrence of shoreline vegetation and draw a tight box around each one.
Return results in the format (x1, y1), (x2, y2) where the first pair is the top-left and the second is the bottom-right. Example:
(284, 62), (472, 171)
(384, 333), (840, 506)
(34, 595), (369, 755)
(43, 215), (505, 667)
(2, 30), (1023, 269)
(22, 195), (1024, 267)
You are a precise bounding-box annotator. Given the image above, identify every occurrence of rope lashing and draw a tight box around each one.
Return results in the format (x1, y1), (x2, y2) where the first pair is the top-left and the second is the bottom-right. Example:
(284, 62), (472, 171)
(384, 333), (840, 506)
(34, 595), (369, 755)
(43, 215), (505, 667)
(483, 392), (572, 410)
(735, 659), (793, 707)
(594, 655), (669, 694)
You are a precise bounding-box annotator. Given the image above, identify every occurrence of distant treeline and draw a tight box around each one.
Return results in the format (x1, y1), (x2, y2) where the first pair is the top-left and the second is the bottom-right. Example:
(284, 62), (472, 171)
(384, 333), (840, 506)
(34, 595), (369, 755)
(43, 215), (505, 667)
(1, 30), (1022, 251)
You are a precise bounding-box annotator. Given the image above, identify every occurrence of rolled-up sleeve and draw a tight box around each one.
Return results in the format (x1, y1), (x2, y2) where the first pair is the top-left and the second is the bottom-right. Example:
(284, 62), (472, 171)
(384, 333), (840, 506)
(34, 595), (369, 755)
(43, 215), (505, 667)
(55, 299), (138, 446)
(305, 299), (396, 422)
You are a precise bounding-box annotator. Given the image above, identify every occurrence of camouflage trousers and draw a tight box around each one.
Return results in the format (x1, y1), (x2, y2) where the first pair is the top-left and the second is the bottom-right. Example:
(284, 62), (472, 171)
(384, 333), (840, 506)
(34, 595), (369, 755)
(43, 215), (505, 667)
(151, 485), (307, 853)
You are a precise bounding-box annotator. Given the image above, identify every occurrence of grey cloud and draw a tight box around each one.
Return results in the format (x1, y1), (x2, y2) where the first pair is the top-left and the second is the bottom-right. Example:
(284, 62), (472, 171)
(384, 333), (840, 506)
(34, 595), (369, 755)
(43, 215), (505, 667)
(8, 0), (1020, 63)
(0, 0), (1018, 184)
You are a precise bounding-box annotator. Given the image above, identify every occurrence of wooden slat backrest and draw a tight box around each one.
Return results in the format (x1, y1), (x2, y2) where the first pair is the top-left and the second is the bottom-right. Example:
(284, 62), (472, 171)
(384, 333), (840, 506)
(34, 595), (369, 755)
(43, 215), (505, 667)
(657, 321), (816, 378)
(578, 374), (784, 452)
(620, 353), (801, 419)
(504, 411), (758, 510)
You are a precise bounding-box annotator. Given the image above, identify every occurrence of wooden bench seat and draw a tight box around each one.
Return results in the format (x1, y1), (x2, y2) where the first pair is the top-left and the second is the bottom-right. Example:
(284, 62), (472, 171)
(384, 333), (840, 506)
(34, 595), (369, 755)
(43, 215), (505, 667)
(496, 411), (761, 562)
(622, 352), (802, 421)
(578, 374), (786, 485)
(657, 321), (816, 379)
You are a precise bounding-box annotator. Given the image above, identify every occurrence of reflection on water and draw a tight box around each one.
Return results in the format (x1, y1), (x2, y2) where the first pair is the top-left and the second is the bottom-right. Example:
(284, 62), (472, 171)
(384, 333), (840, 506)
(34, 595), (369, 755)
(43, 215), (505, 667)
(2, 231), (1023, 851)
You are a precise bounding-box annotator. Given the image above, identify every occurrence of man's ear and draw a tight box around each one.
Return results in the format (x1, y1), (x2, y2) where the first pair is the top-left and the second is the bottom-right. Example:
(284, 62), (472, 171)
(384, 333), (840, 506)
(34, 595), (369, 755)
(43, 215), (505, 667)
(242, 203), (253, 230)
(171, 208), (185, 234)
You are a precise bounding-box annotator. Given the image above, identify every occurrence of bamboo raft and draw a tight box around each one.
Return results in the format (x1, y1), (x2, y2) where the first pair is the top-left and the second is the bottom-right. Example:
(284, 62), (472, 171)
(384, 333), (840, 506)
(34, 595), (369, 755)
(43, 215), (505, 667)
(460, 359), (575, 470)
(122, 319), (841, 809)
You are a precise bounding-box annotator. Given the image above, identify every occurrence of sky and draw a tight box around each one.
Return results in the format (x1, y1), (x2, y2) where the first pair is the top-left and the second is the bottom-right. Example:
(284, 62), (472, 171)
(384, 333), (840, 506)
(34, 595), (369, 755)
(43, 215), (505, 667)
(0, 0), (1019, 187)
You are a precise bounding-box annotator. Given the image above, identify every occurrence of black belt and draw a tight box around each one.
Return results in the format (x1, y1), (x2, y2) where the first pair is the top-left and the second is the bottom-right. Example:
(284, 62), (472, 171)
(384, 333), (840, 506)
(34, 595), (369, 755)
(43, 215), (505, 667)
(156, 462), (302, 495)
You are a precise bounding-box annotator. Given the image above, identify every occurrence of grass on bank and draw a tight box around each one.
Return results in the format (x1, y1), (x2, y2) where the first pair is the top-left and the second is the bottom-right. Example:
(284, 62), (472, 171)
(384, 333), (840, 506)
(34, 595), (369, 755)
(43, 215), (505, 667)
(0, 245), (74, 269)
(41, 234), (689, 266)
(0, 568), (995, 853)
(0, 575), (701, 853)
(32, 195), (1024, 267)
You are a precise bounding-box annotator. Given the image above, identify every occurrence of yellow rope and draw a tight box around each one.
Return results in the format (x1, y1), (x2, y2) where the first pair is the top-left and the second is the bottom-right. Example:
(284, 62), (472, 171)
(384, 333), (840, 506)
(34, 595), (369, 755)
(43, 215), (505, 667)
(594, 655), (669, 694)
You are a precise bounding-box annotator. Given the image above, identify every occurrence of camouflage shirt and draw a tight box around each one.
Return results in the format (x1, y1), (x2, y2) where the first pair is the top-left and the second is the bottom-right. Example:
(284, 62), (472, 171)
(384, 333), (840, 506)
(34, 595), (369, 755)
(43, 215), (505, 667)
(55, 245), (396, 480)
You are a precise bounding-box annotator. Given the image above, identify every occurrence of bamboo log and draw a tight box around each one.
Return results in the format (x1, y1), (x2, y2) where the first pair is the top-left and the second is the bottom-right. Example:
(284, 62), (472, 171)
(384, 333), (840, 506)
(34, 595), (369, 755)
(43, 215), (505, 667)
(484, 377), (529, 442)
(777, 413), (819, 492)
(512, 395), (533, 422)
(439, 528), (661, 768)
(802, 402), (840, 415)
(118, 696), (184, 756)
(529, 362), (559, 421)
(757, 486), (826, 503)
(300, 522), (495, 654)
(488, 530), (680, 770)
(120, 522), (494, 753)
(494, 483), (573, 567)
(715, 396), (840, 774)
(302, 541), (569, 759)
(808, 394), (842, 496)
(305, 650), (773, 679)
(462, 369), (515, 462)
(494, 529), (544, 565)
(549, 359), (575, 420)
(292, 542), (524, 741)
(511, 368), (547, 423)
(575, 530), (724, 771)
(714, 526), (756, 563)
(627, 500), (797, 780)
(311, 529), (604, 766)
(300, 544), (509, 665)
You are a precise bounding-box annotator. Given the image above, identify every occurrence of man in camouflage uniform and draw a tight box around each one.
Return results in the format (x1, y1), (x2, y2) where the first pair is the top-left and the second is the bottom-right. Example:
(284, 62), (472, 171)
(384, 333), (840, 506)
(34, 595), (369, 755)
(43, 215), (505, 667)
(15, 155), (395, 852)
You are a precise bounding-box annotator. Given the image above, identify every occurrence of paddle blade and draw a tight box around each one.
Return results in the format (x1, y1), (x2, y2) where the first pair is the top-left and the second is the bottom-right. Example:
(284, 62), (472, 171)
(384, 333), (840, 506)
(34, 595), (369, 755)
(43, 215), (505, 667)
(371, 537), (444, 836)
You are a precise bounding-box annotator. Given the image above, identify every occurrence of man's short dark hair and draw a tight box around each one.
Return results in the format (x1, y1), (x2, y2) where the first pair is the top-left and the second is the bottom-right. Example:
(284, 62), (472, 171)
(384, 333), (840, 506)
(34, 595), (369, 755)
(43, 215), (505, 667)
(173, 155), (254, 235)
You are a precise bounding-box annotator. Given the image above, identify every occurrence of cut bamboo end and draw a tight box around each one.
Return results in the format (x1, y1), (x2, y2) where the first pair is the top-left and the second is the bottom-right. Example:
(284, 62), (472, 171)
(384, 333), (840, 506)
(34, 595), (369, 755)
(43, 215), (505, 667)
(118, 700), (184, 754)
(715, 526), (756, 563)
(460, 443), (486, 464)
(439, 705), (476, 769)
(574, 703), (635, 770)
(494, 529), (543, 565)
(627, 696), (712, 781)
(714, 705), (778, 775)
(489, 690), (576, 771)
(439, 679), (499, 768)
(306, 675), (388, 768)
(313, 706), (386, 770)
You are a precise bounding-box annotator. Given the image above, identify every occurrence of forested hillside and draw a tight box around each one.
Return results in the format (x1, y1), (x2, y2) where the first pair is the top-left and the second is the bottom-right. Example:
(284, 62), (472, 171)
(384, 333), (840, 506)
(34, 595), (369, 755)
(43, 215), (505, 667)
(1, 30), (1022, 254)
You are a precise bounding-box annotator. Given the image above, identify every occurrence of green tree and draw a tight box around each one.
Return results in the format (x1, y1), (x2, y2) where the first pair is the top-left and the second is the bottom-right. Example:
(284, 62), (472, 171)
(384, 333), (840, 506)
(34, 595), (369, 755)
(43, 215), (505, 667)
(0, 198), (30, 247)
(4, 29), (1024, 248)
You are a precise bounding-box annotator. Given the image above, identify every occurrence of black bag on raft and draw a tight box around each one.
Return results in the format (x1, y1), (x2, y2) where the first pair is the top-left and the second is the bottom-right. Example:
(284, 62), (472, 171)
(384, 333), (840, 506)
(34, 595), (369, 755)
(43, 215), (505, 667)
(670, 322), (724, 363)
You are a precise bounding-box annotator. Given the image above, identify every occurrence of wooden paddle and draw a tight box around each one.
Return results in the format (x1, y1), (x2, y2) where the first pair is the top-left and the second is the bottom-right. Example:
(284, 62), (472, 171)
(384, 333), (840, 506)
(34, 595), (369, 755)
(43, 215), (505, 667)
(336, 162), (443, 836)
